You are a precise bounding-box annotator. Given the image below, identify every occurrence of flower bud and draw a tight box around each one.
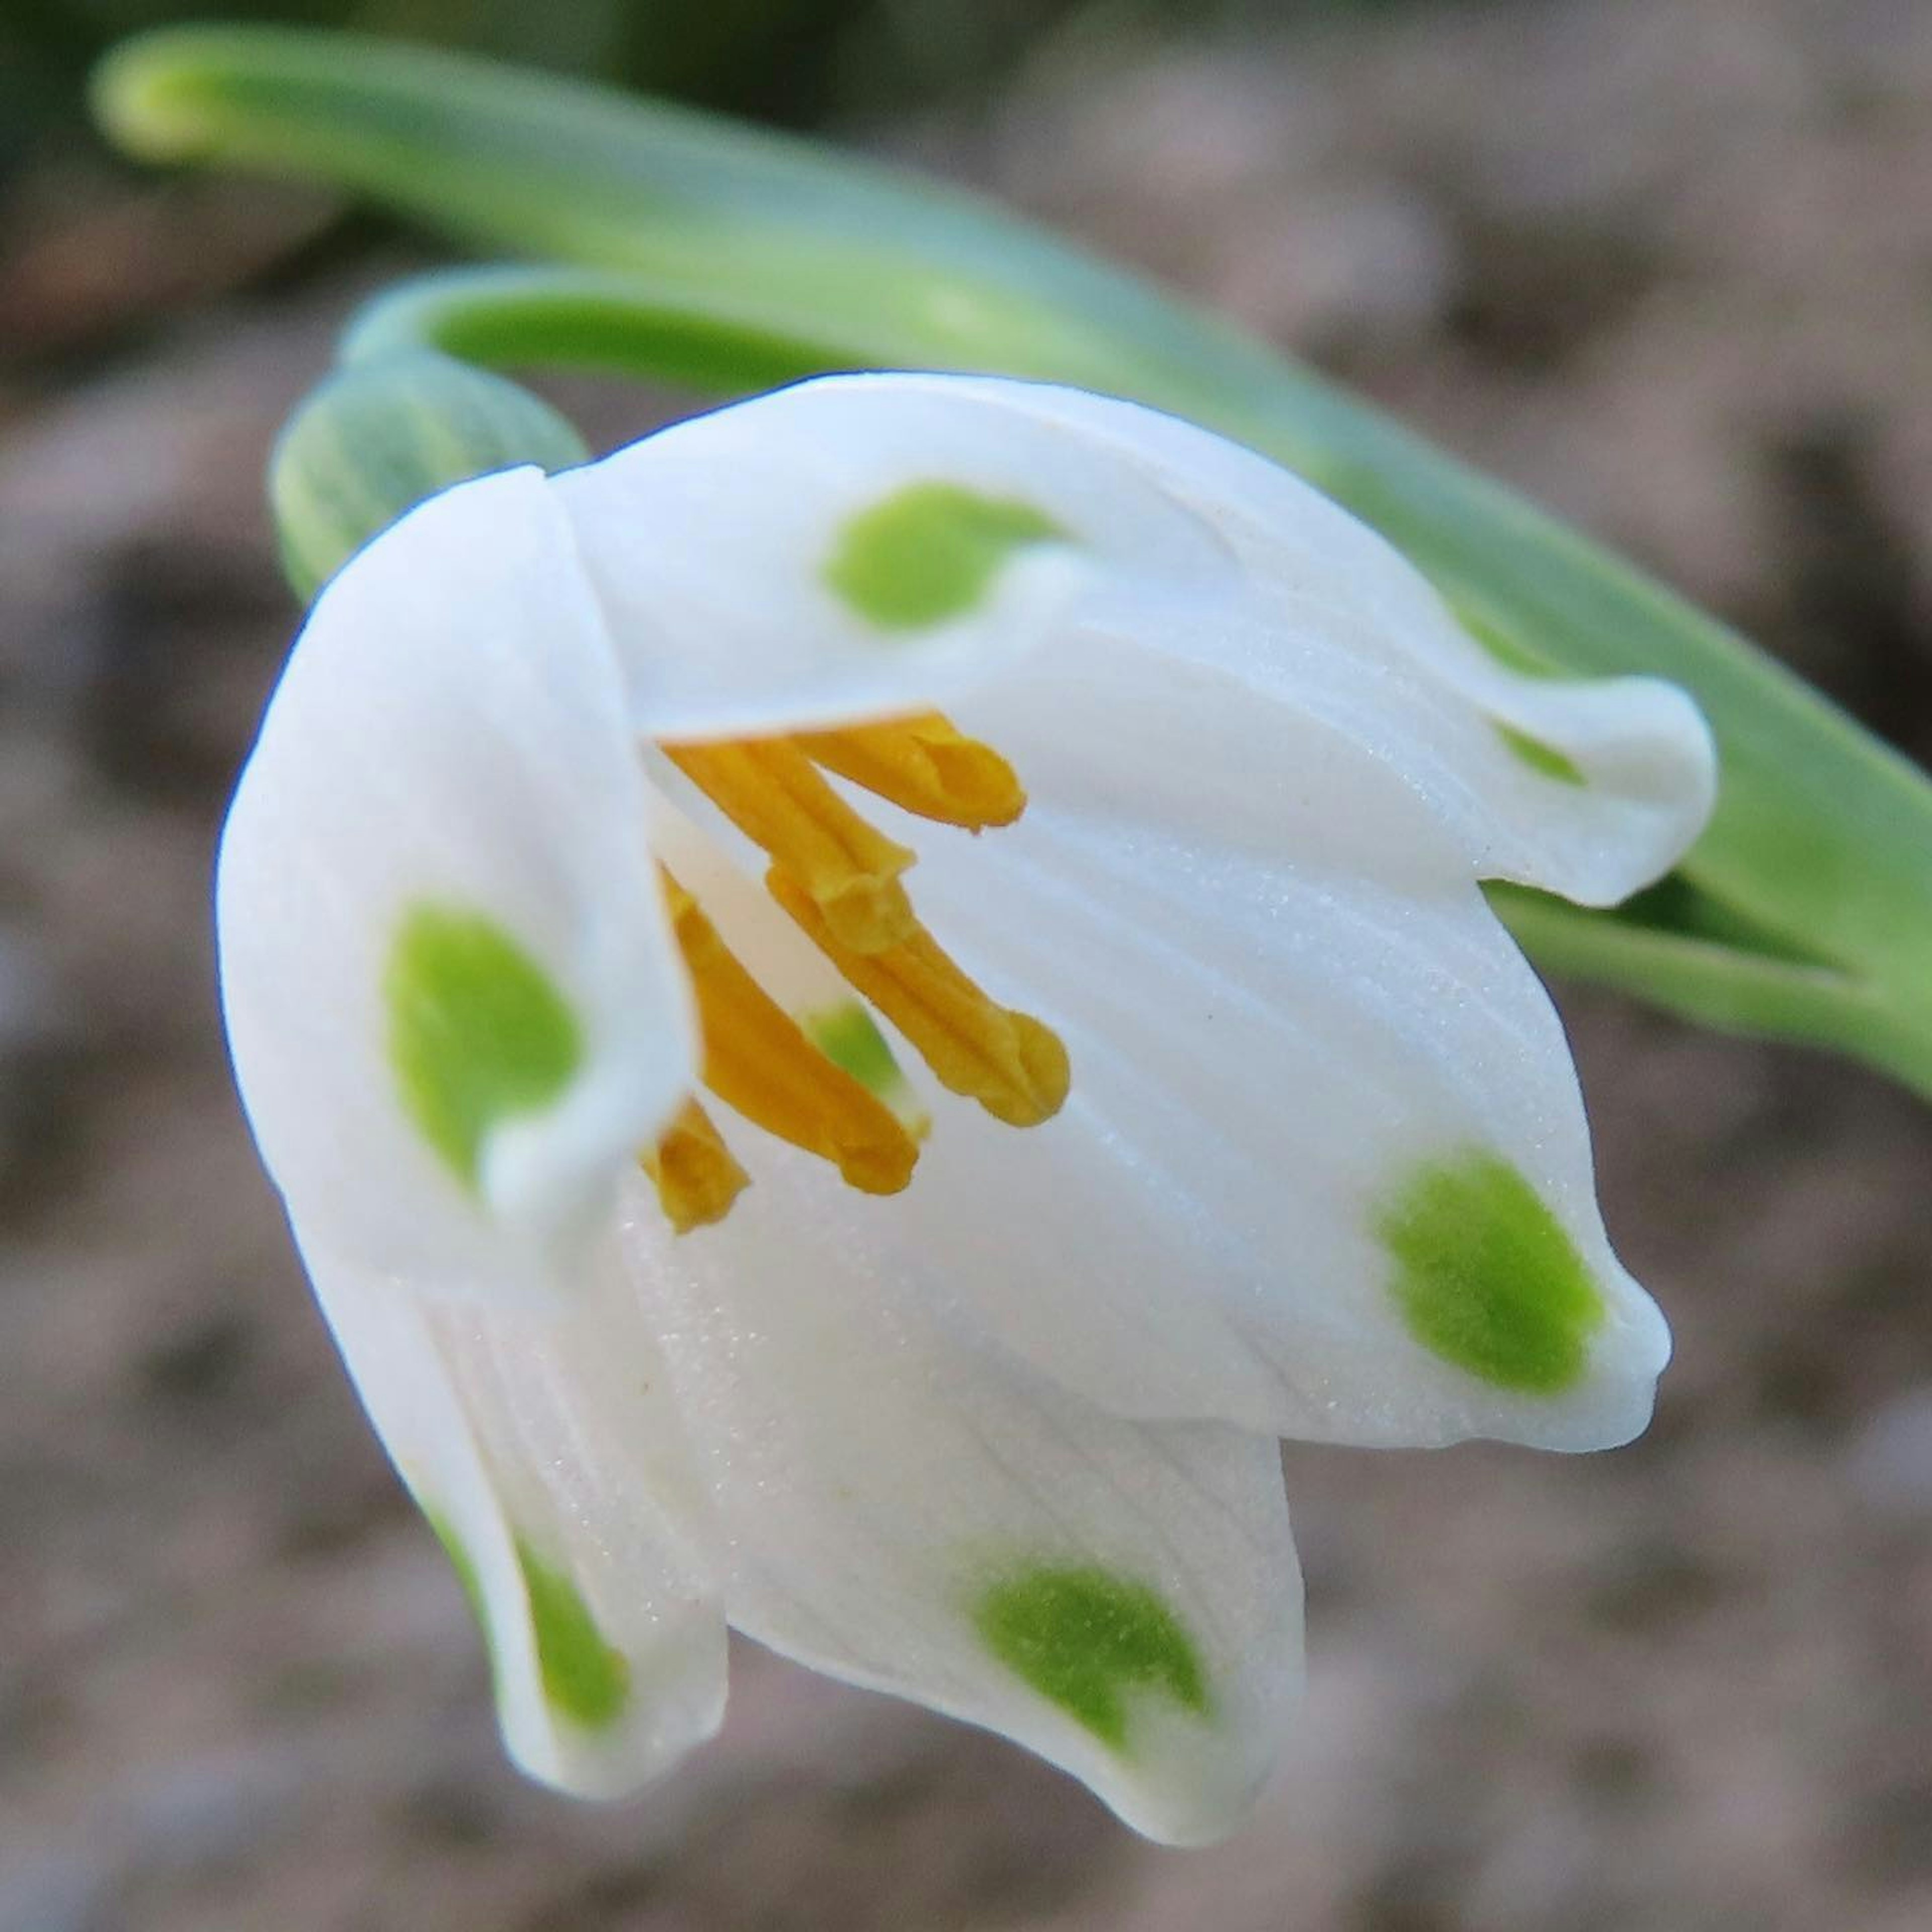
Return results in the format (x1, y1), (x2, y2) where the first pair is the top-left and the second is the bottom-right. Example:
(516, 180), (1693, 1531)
(270, 352), (589, 601)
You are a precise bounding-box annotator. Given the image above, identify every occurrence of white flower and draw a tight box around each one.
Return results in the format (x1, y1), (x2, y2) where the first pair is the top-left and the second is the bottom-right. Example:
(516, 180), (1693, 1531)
(217, 373), (1716, 1843)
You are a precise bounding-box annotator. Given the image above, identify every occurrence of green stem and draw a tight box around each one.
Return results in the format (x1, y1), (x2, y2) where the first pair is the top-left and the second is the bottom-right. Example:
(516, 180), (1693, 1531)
(1489, 886), (1932, 1100)
(341, 265), (858, 391)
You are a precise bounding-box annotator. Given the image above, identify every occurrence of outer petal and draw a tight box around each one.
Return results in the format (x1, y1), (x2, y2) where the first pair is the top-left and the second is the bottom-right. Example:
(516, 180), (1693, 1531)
(829, 374), (1717, 908)
(547, 375), (1238, 740)
(306, 1237), (728, 1796)
(218, 468), (695, 1303)
(935, 631), (1674, 1449)
(605, 1167), (1302, 1846)
(559, 375), (1708, 1450)
(669, 625), (1671, 1453)
(552, 372), (1711, 910)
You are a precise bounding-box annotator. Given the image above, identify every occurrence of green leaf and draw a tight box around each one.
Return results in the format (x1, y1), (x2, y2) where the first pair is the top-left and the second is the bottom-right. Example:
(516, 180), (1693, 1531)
(91, 25), (1932, 1100)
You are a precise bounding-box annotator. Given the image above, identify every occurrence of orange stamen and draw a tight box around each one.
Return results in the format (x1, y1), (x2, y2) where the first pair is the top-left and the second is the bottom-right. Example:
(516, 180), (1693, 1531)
(666, 738), (915, 953)
(662, 870), (920, 1194)
(767, 867), (1069, 1129)
(642, 1097), (751, 1233)
(796, 712), (1026, 831)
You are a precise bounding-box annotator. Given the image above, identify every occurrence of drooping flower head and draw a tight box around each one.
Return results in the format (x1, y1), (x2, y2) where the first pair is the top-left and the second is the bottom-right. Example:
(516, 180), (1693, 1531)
(218, 373), (1715, 1842)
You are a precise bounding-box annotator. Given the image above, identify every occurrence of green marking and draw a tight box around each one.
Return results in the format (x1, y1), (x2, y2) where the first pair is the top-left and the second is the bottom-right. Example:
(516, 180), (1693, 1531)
(426, 1509), (488, 1630)
(1496, 721), (1587, 787)
(424, 1512), (628, 1728)
(1447, 598), (1561, 678)
(825, 482), (1064, 630)
(973, 1564), (1208, 1751)
(802, 1001), (903, 1096)
(385, 905), (582, 1189)
(515, 1538), (631, 1730)
(424, 1506), (498, 1681)
(801, 1000), (929, 1138)
(1378, 1151), (1605, 1394)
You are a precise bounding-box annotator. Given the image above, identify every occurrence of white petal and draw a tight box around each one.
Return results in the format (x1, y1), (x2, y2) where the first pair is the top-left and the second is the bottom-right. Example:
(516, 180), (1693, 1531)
(607, 1172), (1301, 1845)
(943, 632), (1672, 1448)
(558, 372), (1710, 907)
(307, 1238), (728, 1797)
(684, 626), (1670, 1452)
(548, 374), (1239, 741)
(882, 375), (1717, 907)
(217, 468), (696, 1304)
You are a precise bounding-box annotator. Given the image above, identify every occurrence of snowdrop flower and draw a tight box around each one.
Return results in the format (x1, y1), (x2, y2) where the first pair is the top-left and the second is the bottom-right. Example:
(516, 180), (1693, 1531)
(218, 372), (1715, 1843)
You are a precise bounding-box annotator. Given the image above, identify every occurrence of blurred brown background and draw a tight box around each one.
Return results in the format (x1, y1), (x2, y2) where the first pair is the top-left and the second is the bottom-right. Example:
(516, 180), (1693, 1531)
(5, 0), (1932, 1927)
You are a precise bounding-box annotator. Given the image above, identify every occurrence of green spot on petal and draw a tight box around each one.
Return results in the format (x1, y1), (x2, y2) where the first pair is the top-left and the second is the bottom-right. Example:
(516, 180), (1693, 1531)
(826, 482), (1064, 630)
(1378, 1151), (1605, 1393)
(1448, 598), (1561, 678)
(385, 905), (582, 1189)
(516, 1538), (631, 1730)
(974, 1564), (1209, 1752)
(426, 1509), (488, 1633)
(1496, 721), (1587, 787)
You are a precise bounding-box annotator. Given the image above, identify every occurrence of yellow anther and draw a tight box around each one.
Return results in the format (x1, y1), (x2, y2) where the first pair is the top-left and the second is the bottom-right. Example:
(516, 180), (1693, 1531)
(662, 870), (920, 1196)
(767, 868), (1070, 1129)
(796, 712), (1026, 831)
(666, 737), (916, 954)
(642, 1097), (750, 1234)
